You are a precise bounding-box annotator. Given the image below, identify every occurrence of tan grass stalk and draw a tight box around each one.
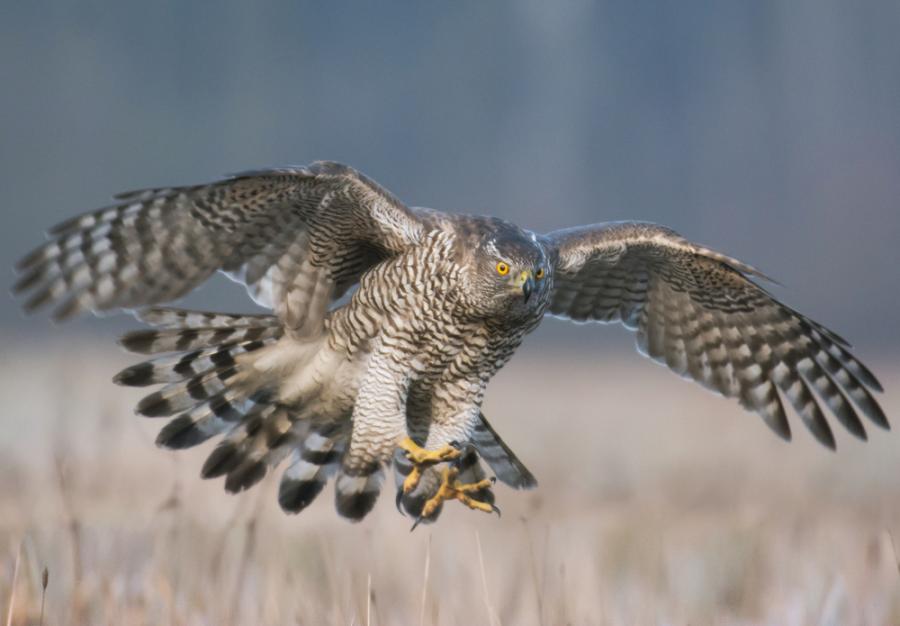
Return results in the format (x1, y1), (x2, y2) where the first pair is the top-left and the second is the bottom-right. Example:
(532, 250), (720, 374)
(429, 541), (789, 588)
(39, 566), (48, 626)
(366, 572), (372, 626)
(889, 531), (900, 580)
(418, 534), (432, 626)
(5, 542), (22, 626)
(475, 530), (501, 626)
(522, 520), (545, 626)
(229, 517), (259, 625)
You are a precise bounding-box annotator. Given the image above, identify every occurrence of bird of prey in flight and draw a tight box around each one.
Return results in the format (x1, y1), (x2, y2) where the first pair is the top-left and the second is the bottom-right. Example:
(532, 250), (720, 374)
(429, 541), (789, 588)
(14, 161), (888, 526)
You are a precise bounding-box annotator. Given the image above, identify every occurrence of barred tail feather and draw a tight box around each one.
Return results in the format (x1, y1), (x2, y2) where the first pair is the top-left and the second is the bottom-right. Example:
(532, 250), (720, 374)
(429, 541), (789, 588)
(279, 427), (345, 514)
(471, 413), (537, 489)
(119, 324), (282, 355)
(154, 393), (246, 449)
(116, 307), (301, 492)
(135, 307), (280, 329)
(114, 342), (272, 387)
(119, 306), (282, 355)
(335, 467), (385, 521)
(221, 405), (295, 493)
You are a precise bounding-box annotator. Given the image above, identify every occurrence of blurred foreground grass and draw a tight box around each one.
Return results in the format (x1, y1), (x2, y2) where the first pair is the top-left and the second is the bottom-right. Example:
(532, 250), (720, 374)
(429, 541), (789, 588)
(1, 341), (899, 625)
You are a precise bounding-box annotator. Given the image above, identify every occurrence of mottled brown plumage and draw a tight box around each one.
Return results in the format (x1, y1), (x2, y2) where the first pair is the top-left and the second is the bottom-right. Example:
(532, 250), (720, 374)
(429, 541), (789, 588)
(14, 161), (888, 524)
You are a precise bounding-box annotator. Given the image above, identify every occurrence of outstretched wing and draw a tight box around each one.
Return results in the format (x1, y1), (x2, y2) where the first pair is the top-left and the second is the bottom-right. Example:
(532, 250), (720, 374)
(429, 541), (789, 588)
(545, 221), (888, 448)
(14, 161), (427, 334)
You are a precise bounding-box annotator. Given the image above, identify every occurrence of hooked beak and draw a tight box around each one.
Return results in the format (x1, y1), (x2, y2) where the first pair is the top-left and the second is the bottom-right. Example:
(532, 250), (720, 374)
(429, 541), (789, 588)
(515, 270), (535, 302)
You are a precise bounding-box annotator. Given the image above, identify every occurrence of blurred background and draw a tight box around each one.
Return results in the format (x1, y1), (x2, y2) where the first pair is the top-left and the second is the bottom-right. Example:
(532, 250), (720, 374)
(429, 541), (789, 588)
(2, 1), (900, 624)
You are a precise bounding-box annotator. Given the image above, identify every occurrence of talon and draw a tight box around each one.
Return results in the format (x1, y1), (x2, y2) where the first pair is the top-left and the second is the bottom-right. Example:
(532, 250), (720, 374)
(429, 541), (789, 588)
(454, 477), (494, 493)
(419, 467), (458, 519)
(457, 495), (495, 514)
(491, 504), (502, 518)
(397, 437), (463, 496)
(395, 489), (405, 515)
(402, 464), (423, 494)
(418, 466), (498, 520)
(410, 516), (425, 532)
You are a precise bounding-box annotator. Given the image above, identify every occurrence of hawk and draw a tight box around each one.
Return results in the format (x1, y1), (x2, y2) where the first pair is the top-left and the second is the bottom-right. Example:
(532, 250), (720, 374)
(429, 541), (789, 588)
(14, 161), (888, 524)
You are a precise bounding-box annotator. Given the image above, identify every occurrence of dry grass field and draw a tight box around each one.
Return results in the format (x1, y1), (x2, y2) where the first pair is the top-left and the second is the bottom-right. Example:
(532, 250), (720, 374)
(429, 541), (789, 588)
(1, 340), (899, 625)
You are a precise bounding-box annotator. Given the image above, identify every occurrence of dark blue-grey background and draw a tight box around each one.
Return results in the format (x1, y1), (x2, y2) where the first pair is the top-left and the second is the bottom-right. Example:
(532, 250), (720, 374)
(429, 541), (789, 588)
(3, 1), (899, 353)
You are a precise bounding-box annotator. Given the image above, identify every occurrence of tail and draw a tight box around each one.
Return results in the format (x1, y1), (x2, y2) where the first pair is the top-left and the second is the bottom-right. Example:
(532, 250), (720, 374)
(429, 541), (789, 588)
(115, 308), (335, 499)
(118, 307), (366, 519)
(278, 422), (351, 516)
(334, 466), (386, 521)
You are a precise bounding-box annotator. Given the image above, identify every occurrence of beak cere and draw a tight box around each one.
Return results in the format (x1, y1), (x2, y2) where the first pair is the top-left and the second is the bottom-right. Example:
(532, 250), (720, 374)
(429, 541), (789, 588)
(521, 273), (535, 302)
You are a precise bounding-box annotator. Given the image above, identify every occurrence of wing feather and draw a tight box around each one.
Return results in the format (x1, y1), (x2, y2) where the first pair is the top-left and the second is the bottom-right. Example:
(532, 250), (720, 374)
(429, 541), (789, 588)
(546, 221), (887, 447)
(14, 161), (426, 334)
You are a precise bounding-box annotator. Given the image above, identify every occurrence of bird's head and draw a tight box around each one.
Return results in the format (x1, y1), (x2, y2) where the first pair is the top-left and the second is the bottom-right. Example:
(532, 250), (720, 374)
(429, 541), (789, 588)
(463, 220), (551, 320)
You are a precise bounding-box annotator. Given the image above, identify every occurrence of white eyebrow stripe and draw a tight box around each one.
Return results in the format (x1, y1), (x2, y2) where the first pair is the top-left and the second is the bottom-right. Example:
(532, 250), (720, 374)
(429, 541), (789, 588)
(485, 238), (502, 258)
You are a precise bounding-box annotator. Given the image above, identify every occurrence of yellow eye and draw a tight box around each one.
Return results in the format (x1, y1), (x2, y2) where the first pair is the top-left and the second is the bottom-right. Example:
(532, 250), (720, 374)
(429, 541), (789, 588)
(535, 267), (545, 279)
(496, 262), (510, 276)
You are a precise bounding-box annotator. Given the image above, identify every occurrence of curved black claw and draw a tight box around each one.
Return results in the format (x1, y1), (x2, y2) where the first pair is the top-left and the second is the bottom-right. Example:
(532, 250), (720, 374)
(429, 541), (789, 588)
(489, 476), (497, 485)
(491, 504), (502, 518)
(410, 516), (425, 532)
(395, 489), (405, 515)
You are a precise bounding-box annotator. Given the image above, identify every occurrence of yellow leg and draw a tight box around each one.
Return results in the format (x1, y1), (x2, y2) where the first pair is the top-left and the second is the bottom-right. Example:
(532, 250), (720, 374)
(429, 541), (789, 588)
(398, 437), (462, 494)
(420, 467), (498, 519)
(402, 465), (424, 495)
(398, 437), (462, 464)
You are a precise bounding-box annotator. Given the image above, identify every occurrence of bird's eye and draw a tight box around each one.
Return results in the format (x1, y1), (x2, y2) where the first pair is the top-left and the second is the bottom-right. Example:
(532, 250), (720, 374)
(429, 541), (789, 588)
(535, 267), (545, 280)
(496, 262), (510, 276)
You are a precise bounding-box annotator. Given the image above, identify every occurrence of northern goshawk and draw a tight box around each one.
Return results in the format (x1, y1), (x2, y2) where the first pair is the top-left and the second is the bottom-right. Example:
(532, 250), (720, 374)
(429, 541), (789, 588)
(14, 161), (888, 525)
